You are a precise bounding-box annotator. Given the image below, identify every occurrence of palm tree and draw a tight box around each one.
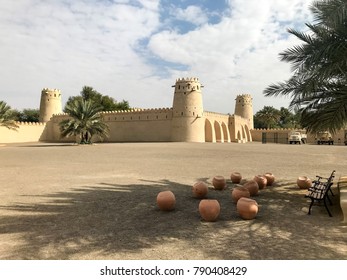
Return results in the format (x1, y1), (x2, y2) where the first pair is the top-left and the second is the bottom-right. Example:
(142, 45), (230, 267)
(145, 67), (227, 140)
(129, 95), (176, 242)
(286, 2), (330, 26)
(263, 0), (347, 133)
(59, 99), (110, 144)
(0, 101), (19, 130)
(254, 106), (281, 129)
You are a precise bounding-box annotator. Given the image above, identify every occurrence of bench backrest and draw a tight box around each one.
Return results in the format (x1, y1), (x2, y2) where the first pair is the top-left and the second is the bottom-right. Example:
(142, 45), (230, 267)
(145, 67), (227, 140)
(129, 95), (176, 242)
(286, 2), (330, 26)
(306, 181), (333, 200)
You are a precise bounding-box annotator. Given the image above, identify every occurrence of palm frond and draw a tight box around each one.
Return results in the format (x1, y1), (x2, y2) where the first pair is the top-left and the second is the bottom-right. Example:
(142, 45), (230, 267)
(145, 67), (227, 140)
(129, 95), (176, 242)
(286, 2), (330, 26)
(263, 0), (347, 131)
(0, 100), (19, 130)
(59, 99), (109, 143)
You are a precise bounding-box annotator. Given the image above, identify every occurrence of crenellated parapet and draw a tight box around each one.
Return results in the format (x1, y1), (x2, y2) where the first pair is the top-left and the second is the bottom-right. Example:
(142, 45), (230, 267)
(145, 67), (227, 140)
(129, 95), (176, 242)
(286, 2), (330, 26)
(236, 93), (252, 98)
(252, 128), (297, 131)
(100, 107), (173, 122)
(235, 94), (252, 105)
(101, 107), (173, 114)
(16, 121), (47, 126)
(41, 88), (61, 97)
(203, 111), (229, 118)
(53, 113), (69, 116)
(173, 77), (202, 93)
(175, 77), (200, 82)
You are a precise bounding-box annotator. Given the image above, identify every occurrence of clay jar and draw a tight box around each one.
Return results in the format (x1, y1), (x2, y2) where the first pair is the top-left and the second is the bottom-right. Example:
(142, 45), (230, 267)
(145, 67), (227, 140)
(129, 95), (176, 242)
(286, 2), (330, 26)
(199, 199), (220, 222)
(297, 176), (312, 189)
(212, 176), (226, 190)
(192, 181), (208, 199)
(237, 197), (259, 220)
(264, 173), (275, 186)
(230, 172), (242, 184)
(231, 186), (250, 203)
(253, 175), (267, 190)
(156, 190), (176, 211)
(243, 180), (259, 196)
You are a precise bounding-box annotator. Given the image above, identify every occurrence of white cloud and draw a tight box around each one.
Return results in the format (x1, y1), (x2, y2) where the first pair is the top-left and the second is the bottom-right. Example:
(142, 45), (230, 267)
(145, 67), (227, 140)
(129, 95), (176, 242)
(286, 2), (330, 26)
(147, 0), (311, 113)
(0, 0), (312, 114)
(0, 0), (165, 109)
(172, 5), (209, 26)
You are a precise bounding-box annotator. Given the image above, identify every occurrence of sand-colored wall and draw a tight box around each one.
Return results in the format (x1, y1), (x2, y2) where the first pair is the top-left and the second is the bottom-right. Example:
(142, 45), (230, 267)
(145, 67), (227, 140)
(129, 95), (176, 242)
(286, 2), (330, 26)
(306, 129), (347, 145)
(251, 128), (301, 143)
(202, 112), (252, 143)
(251, 128), (347, 145)
(2, 119), (346, 145)
(0, 122), (47, 143)
(203, 111), (230, 143)
(44, 108), (174, 143)
(103, 108), (173, 142)
(231, 114), (252, 143)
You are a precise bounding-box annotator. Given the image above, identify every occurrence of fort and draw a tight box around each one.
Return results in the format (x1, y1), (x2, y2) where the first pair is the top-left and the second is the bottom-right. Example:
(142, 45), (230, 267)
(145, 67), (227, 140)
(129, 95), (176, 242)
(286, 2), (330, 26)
(1, 77), (346, 144)
(0, 77), (254, 144)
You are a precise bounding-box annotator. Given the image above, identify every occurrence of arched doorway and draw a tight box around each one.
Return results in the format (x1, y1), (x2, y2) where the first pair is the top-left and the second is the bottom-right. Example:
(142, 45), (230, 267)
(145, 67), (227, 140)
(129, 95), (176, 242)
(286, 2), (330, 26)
(214, 121), (222, 142)
(205, 119), (214, 142)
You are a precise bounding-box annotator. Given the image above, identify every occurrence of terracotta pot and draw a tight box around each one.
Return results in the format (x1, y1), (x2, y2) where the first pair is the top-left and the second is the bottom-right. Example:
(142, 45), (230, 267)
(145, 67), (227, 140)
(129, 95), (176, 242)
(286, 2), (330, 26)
(212, 176), (226, 190)
(230, 172), (242, 184)
(243, 180), (259, 196)
(237, 197), (258, 220)
(231, 186), (250, 203)
(199, 199), (220, 222)
(297, 176), (312, 189)
(264, 173), (275, 186)
(192, 181), (208, 199)
(156, 191), (176, 211)
(253, 175), (267, 190)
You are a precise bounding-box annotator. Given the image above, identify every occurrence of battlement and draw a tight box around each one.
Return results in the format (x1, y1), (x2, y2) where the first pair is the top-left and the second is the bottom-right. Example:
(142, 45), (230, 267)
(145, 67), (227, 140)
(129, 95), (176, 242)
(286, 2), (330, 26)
(203, 111), (229, 118)
(101, 107), (173, 114)
(173, 77), (203, 92)
(52, 113), (69, 117)
(175, 77), (199, 82)
(42, 88), (61, 92)
(16, 121), (46, 126)
(235, 94), (252, 101)
(41, 88), (61, 96)
(50, 108), (174, 124)
(236, 93), (252, 97)
(252, 128), (296, 131)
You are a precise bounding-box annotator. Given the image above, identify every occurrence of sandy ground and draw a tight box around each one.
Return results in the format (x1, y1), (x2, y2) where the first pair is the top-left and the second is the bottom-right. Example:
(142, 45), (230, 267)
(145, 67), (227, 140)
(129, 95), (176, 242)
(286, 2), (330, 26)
(0, 141), (346, 260)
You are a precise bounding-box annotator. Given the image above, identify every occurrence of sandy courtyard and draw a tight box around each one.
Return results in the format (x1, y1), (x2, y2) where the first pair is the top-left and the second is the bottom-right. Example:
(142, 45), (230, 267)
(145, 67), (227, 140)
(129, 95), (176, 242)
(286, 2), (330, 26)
(0, 141), (346, 259)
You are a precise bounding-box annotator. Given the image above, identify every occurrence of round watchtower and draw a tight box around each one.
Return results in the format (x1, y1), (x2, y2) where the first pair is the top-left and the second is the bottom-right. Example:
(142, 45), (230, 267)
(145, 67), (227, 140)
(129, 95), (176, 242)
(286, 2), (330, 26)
(234, 94), (254, 129)
(39, 88), (62, 122)
(171, 77), (205, 142)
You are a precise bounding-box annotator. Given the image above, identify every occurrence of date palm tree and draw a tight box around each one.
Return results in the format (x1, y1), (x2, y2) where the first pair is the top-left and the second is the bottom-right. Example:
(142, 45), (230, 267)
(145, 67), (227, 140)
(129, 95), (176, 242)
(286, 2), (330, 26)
(254, 106), (281, 129)
(59, 99), (109, 144)
(0, 100), (19, 130)
(264, 0), (347, 133)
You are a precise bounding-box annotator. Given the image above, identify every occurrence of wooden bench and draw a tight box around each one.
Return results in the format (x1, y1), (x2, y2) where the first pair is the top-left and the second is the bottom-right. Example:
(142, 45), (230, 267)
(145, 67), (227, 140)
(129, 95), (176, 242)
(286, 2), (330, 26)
(305, 180), (333, 217)
(337, 176), (347, 223)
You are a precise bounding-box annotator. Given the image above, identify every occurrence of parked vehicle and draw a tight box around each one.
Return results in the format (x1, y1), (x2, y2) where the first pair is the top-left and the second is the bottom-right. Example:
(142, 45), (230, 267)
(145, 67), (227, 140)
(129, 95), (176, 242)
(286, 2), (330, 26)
(289, 131), (307, 144)
(316, 131), (334, 145)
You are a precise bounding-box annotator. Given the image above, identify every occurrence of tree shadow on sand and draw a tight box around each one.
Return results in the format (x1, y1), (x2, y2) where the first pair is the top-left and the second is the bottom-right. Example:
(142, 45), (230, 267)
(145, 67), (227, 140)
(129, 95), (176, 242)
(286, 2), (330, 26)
(0, 179), (346, 260)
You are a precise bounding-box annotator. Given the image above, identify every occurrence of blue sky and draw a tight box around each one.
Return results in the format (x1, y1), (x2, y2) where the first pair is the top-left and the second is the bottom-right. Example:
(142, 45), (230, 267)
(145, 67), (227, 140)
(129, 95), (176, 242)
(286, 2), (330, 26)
(0, 0), (312, 114)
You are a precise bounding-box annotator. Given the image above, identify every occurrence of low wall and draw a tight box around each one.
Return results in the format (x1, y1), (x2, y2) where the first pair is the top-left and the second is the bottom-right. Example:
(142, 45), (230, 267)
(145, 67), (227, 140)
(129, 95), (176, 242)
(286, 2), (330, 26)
(0, 122), (47, 144)
(251, 128), (347, 145)
(251, 128), (296, 143)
